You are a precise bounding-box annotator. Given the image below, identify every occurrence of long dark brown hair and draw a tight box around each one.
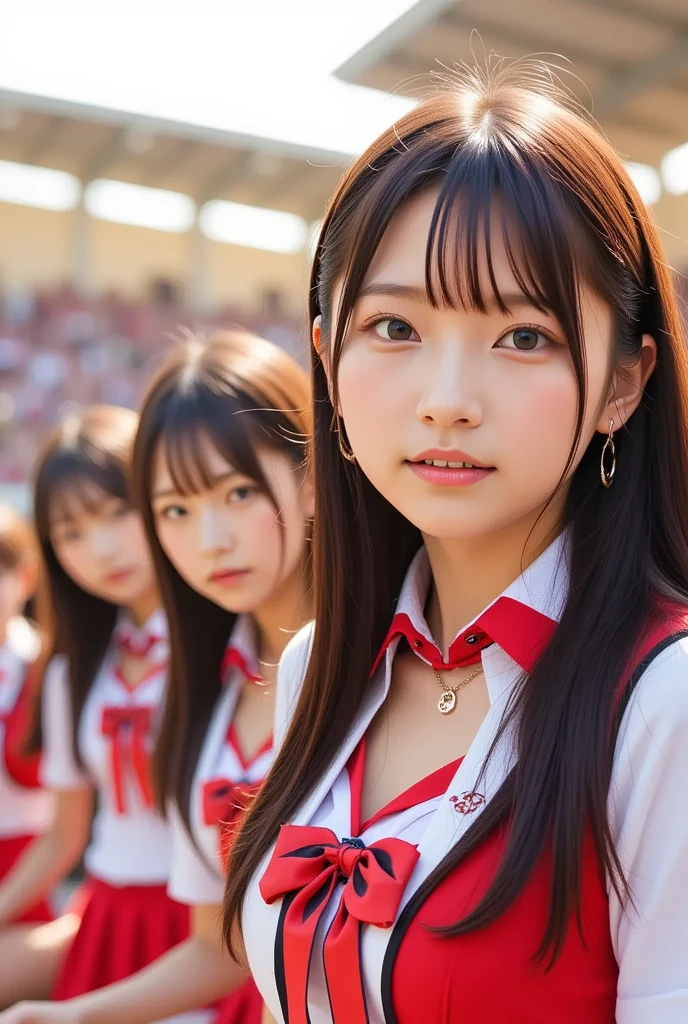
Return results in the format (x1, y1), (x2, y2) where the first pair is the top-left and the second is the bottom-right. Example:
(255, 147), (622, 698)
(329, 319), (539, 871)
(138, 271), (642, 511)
(28, 405), (139, 759)
(224, 62), (688, 962)
(131, 330), (312, 831)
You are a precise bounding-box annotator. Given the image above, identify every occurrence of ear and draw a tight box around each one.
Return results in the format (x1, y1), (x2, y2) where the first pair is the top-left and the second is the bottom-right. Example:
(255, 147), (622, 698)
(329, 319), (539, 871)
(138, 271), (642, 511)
(312, 314), (337, 409)
(312, 315), (323, 355)
(596, 333), (657, 434)
(300, 469), (316, 520)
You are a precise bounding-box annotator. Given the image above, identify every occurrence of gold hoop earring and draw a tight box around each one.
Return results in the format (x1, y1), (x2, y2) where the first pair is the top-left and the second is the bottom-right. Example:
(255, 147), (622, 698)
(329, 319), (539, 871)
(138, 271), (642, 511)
(337, 423), (356, 463)
(600, 418), (616, 488)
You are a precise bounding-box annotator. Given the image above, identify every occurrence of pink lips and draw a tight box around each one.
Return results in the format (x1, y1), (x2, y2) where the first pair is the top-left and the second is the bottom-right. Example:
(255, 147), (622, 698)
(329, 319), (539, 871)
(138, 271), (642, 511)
(104, 568), (134, 585)
(407, 449), (495, 487)
(208, 568), (251, 588)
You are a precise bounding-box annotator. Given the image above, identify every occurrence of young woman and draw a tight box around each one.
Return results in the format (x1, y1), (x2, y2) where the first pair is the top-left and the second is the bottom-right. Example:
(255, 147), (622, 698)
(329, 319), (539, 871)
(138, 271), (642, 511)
(0, 406), (196, 1019)
(1, 332), (312, 1024)
(0, 505), (50, 915)
(0, 505), (80, 1007)
(217, 65), (688, 1022)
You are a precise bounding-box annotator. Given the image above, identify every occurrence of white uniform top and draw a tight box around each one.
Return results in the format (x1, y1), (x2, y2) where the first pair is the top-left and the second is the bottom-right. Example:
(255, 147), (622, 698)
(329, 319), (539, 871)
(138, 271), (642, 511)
(169, 616), (273, 906)
(0, 618), (53, 838)
(243, 534), (688, 1024)
(40, 609), (174, 886)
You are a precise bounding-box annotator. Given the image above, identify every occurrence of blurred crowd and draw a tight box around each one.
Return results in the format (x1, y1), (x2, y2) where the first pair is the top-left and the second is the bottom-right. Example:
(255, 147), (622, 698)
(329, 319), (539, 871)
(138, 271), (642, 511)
(1, 267), (687, 487)
(0, 279), (304, 483)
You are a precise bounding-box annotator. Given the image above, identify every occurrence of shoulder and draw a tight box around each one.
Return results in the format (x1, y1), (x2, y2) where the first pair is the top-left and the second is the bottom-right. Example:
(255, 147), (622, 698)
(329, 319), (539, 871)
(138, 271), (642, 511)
(43, 654), (68, 686)
(615, 629), (688, 769)
(6, 616), (41, 663)
(274, 621), (314, 750)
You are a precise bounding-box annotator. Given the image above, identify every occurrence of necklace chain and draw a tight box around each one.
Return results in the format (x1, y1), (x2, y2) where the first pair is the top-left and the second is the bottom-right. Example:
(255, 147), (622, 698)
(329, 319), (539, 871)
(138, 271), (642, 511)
(433, 664), (484, 715)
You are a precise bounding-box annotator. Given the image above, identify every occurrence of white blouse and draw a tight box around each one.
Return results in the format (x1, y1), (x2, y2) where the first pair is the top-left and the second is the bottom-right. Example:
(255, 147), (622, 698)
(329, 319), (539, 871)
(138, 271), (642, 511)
(40, 610), (173, 885)
(169, 616), (273, 906)
(0, 618), (53, 838)
(242, 535), (688, 1024)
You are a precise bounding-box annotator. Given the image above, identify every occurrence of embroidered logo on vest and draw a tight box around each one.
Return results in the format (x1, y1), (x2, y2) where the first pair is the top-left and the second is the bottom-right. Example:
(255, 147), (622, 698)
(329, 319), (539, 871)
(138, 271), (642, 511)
(449, 791), (486, 814)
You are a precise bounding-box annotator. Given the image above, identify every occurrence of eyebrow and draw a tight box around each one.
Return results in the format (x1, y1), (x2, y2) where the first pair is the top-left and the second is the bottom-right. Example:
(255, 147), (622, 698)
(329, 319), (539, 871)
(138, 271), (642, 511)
(357, 282), (549, 313)
(152, 469), (240, 499)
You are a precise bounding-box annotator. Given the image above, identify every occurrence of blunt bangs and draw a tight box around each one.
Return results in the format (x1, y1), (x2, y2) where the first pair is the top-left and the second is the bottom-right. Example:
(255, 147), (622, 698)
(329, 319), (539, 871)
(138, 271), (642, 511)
(156, 381), (276, 504)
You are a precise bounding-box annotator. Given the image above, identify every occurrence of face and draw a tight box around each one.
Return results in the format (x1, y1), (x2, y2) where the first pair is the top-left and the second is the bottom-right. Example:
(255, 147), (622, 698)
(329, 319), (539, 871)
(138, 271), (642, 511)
(50, 483), (156, 606)
(325, 189), (651, 545)
(151, 434), (312, 615)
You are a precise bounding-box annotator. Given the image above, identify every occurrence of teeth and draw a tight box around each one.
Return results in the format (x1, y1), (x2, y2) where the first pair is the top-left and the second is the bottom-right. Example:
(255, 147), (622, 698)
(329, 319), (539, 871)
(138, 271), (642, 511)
(423, 460), (476, 468)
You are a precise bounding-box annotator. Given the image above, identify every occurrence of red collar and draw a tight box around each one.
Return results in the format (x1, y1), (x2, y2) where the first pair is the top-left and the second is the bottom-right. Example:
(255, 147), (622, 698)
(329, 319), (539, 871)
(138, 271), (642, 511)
(221, 616), (261, 684)
(371, 540), (568, 676)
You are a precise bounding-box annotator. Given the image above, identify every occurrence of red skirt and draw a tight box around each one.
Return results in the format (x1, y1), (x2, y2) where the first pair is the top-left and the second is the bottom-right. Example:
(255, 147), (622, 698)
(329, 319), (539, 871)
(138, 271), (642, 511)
(215, 980), (263, 1024)
(0, 834), (53, 924)
(52, 876), (190, 999)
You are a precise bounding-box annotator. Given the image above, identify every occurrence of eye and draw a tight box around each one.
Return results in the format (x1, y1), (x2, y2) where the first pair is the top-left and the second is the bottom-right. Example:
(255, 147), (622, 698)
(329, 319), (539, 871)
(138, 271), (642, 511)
(228, 485), (258, 504)
(497, 327), (550, 352)
(160, 504), (188, 521)
(372, 318), (419, 343)
(110, 502), (131, 519)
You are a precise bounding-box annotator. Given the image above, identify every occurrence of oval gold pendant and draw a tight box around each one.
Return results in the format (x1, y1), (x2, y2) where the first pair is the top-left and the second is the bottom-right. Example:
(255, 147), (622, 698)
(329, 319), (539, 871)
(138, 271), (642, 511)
(438, 690), (456, 714)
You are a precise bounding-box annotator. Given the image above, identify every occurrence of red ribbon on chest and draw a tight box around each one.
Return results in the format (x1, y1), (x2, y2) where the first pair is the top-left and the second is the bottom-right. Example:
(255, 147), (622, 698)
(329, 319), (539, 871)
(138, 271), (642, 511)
(0, 667), (41, 789)
(260, 823), (419, 1024)
(202, 777), (258, 872)
(100, 705), (154, 815)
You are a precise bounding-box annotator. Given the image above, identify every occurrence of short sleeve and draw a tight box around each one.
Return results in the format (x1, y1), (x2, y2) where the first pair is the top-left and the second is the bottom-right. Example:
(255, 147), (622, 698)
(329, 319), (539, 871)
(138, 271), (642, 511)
(167, 802), (224, 906)
(273, 621), (314, 751)
(39, 656), (90, 790)
(609, 637), (688, 1023)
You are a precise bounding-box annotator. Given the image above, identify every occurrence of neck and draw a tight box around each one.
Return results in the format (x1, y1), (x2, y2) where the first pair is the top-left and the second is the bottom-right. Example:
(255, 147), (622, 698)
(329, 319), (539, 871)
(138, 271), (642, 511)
(126, 584), (160, 629)
(424, 500), (564, 653)
(251, 566), (310, 666)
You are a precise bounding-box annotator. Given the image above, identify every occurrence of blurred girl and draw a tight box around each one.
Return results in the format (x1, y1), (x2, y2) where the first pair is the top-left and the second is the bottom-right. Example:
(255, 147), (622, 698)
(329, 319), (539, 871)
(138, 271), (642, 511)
(0, 505), (77, 1006)
(3, 333), (312, 1024)
(0, 505), (49, 914)
(0, 406), (195, 1020)
(217, 64), (688, 1022)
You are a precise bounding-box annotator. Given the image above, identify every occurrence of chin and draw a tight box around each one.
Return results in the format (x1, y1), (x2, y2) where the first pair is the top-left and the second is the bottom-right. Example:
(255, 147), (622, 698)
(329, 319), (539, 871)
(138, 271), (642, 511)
(208, 588), (260, 616)
(102, 578), (148, 607)
(402, 507), (495, 540)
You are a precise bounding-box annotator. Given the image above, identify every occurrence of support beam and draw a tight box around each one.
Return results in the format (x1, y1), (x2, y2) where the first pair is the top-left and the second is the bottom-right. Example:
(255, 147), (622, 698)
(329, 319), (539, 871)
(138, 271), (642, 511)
(335, 0), (456, 82)
(594, 34), (688, 119)
(196, 151), (253, 204)
(573, 0), (688, 35)
(253, 161), (307, 208)
(440, 10), (627, 75)
(141, 137), (197, 187)
(187, 219), (210, 316)
(23, 115), (66, 165)
(72, 195), (92, 298)
(80, 126), (128, 182)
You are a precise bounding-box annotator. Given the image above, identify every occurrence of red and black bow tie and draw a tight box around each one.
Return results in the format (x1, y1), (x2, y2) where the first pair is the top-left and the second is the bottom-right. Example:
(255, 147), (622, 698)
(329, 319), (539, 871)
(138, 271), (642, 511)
(260, 824), (419, 1024)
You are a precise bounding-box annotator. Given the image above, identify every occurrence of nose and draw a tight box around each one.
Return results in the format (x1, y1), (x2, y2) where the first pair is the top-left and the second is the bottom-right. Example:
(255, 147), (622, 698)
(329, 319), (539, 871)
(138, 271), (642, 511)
(200, 505), (235, 555)
(416, 343), (483, 429)
(91, 523), (117, 560)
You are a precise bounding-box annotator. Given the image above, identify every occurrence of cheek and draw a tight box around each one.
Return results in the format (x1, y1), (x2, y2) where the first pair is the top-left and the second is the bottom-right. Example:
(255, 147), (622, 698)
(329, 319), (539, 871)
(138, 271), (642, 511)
(120, 518), (153, 567)
(244, 503), (285, 560)
(338, 349), (395, 429)
(54, 544), (93, 590)
(156, 522), (200, 589)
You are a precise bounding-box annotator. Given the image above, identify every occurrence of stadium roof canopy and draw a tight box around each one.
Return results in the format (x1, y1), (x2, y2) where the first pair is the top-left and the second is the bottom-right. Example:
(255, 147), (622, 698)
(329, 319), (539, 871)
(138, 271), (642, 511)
(0, 0), (417, 223)
(335, 0), (688, 170)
